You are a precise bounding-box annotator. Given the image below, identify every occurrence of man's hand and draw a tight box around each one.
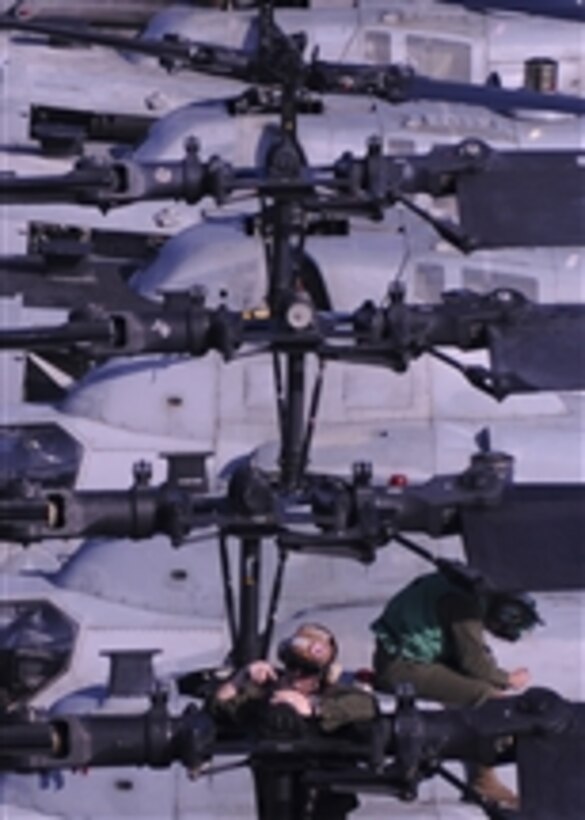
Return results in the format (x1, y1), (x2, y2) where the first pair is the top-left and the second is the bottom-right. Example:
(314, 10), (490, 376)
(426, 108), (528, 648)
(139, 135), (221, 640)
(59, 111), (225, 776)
(215, 660), (277, 702)
(247, 660), (278, 685)
(507, 667), (531, 690)
(271, 688), (313, 717)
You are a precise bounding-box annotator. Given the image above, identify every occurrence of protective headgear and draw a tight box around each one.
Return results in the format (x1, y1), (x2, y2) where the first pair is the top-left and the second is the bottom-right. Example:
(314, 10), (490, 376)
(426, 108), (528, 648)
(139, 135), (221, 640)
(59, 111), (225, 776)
(484, 591), (544, 642)
(277, 622), (338, 679)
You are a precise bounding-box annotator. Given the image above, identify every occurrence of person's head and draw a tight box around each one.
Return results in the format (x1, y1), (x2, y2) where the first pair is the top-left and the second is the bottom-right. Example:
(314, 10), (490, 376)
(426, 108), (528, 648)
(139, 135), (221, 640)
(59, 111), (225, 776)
(483, 591), (544, 642)
(277, 622), (339, 691)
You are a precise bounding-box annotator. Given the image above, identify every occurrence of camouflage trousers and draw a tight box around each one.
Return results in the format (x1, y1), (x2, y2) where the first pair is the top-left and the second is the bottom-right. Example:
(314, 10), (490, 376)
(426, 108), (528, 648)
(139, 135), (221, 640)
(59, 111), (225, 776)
(373, 643), (497, 707)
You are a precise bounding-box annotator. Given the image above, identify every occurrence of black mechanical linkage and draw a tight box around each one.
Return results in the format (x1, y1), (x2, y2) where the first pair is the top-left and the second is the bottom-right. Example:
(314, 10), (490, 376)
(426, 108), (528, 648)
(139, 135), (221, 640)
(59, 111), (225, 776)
(0, 290), (242, 360)
(0, 288), (583, 399)
(0, 444), (578, 568)
(2, 140), (583, 249)
(1, 686), (584, 819)
(4, 437), (579, 578)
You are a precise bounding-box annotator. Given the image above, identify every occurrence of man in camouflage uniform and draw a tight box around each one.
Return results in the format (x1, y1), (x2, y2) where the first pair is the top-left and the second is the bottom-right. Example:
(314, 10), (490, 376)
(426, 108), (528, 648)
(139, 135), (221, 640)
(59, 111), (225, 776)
(370, 570), (542, 810)
(214, 622), (377, 819)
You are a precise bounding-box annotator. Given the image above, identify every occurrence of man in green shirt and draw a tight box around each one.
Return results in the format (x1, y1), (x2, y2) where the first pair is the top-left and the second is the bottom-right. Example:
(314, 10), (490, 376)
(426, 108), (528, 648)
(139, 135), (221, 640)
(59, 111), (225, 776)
(370, 570), (542, 809)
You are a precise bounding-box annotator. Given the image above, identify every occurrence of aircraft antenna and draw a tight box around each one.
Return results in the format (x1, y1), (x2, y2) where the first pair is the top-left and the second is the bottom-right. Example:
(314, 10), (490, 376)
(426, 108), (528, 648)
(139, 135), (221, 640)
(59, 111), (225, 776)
(384, 210), (413, 305)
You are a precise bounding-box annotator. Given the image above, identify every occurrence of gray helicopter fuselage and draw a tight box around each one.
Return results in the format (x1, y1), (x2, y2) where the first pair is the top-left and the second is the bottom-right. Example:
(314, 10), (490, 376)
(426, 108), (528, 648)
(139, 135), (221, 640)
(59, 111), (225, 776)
(0, 571), (225, 708)
(134, 94), (585, 168)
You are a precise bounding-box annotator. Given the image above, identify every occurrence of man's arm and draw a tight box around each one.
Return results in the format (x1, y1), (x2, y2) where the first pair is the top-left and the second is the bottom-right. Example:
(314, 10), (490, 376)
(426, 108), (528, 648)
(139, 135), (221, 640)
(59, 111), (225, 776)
(438, 593), (510, 688)
(212, 661), (277, 722)
(318, 685), (378, 733)
(215, 661), (277, 702)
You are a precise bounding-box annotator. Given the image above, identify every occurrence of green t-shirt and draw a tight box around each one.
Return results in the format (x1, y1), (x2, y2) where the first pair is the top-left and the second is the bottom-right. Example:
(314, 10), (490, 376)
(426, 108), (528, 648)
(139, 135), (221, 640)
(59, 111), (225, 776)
(370, 572), (459, 663)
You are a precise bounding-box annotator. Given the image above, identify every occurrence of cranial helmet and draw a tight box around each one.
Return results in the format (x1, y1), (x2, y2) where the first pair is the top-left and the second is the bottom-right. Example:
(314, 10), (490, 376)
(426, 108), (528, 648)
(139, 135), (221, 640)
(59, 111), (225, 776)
(484, 591), (544, 642)
(277, 622), (338, 678)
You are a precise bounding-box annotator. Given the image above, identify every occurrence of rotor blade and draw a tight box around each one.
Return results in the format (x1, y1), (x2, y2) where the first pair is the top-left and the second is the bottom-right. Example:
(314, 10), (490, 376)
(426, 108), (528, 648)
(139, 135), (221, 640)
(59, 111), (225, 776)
(455, 149), (585, 248)
(407, 73), (585, 116)
(0, 167), (112, 203)
(488, 305), (585, 393)
(0, 321), (112, 349)
(310, 62), (585, 116)
(6, 0), (176, 28)
(0, 151), (223, 206)
(0, 15), (252, 79)
(322, 291), (585, 398)
(461, 485), (585, 591)
(0, 15), (178, 54)
(439, 0), (585, 23)
(0, 293), (242, 358)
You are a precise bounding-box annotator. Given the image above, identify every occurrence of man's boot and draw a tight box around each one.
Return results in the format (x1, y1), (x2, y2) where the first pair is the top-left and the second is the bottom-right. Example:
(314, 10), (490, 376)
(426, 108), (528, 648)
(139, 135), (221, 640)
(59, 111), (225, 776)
(469, 765), (519, 810)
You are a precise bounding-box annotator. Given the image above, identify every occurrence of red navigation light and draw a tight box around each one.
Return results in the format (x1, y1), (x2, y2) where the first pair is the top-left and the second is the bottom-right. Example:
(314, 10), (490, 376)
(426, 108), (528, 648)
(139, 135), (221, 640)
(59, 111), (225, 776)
(354, 668), (375, 689)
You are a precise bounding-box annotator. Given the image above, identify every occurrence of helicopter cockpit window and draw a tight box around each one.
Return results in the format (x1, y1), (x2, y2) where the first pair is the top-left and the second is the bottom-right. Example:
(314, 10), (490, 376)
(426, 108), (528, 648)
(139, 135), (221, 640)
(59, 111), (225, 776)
(406, 36), (471, 82)
(0, 424), (82, 490)
(463, 269), (539, 301)
(0, 601), (76, 705)
(364, 31), (392, 65)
